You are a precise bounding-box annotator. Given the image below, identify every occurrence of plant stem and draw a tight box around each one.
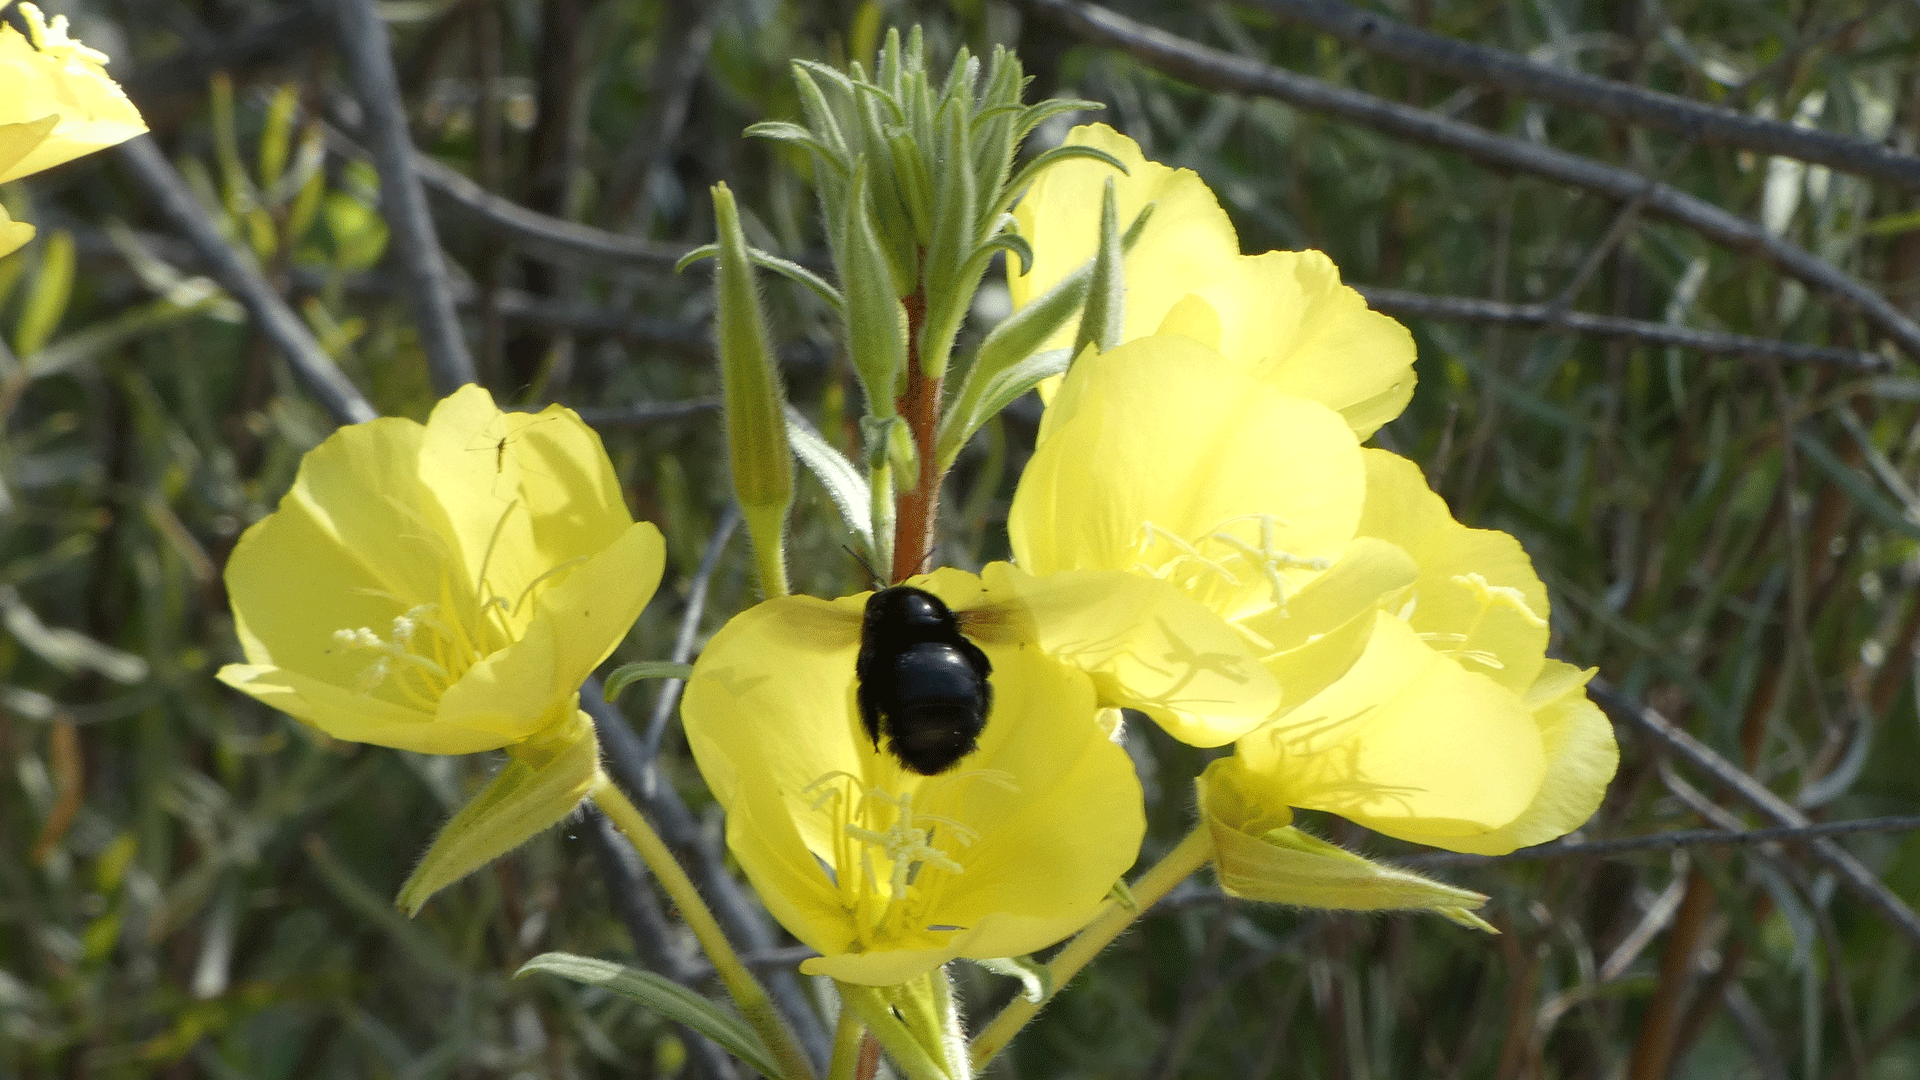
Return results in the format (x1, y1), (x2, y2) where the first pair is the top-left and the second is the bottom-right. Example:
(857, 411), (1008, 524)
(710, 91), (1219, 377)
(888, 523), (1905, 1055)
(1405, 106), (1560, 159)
(968, 826), (1213, 1071)
(890, 291), (943, 583)
(828, 1004), (866, 1080)
(839, 982), (954, 1080)
(590, 775), (818, 1080)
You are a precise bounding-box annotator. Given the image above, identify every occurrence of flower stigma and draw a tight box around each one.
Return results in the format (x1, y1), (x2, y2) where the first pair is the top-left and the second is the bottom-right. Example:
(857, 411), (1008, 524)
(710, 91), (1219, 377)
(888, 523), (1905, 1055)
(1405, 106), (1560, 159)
(1133, 515), (1332, 616)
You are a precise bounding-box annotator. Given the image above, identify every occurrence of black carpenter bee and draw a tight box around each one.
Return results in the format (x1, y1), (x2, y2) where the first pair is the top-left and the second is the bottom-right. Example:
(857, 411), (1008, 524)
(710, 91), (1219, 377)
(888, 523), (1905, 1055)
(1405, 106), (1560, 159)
(855, 585), (995, 775)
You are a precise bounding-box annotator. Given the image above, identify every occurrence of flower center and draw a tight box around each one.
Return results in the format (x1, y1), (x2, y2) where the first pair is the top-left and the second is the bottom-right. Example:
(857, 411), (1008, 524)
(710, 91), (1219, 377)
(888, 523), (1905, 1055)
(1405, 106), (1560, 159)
(330, 498), (584, 706)
(1132, 515), (1330, 617)
(804, 769), (1017, 949)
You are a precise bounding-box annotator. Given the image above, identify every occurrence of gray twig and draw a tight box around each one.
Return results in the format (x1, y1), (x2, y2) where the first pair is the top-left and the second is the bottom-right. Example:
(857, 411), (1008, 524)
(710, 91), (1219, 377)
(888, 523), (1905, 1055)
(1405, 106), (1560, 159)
(1356, 287), (1891, 372)
(1241, 0), (1920, 190)
(1410, 814), (1920, 865)
(115, 136), (377, 426)
(1588, 678), (1920, 948)
(644, 504), (742, 763)
(575, 399), (723, 426)
(1016, 0), (1920, 362)
(325, 0), (478, 394)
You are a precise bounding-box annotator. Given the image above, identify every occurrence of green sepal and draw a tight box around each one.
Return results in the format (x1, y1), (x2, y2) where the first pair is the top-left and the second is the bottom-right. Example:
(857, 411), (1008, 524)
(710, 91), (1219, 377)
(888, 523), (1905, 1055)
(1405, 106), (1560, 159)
(842, 159), (911, 415)
(1196, 759), (1494, 930)
(1072, 176), (1125, 358)
(838, 979), (955, 1080)
(711, 182), (794, 597)
(970, 955), (1053, 1003)
(517, 953), (784, 1080)
(602, 662), (697, 702)
(785, 406), (877, 562)
(1107, 878), (1139, 913)
(675, 243), (845, 311)
(397, 712), (599, 916)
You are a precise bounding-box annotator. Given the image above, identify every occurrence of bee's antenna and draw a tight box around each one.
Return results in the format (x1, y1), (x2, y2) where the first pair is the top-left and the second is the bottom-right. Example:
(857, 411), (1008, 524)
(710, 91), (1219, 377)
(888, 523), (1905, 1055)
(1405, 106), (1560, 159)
(844, 545), (884, 589)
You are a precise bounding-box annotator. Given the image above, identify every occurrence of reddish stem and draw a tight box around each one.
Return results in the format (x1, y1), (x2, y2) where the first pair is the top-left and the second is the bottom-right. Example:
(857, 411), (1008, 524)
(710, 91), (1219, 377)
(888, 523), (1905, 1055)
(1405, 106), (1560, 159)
(890, 291), (943, 583)
(854, 1031), (881, 1080)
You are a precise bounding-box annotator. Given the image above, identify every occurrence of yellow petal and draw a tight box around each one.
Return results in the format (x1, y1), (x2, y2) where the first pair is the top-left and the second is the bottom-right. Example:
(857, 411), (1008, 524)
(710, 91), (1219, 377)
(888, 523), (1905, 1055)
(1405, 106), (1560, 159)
(438, 521), (664, 744)
(1011, 125), (1414, 435)
(1011, 123), (1238, 352)
(1437, 662), (1619, 855)
(983, 562), (1278, 746)
(1357, 449), (1550, 691)
(0, 6), (146, 183)
(1010, 335), (1365, 609)
(1238, 613), (1547, 841)
(222, 416), (464, 699)
(1214, 251), (1416, 438)
(682, 570), (1144, 985)
(215, 663), (505, 755)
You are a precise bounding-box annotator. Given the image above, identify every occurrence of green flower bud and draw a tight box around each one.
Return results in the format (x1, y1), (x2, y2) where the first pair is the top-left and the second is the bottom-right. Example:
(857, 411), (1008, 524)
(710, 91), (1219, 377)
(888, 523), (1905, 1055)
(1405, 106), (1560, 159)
(711, 182), (793, 596)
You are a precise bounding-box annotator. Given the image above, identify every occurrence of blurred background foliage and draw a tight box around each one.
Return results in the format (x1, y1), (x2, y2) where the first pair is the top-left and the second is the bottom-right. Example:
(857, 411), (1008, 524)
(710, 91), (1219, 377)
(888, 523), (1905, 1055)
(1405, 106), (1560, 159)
(3, 0), (1920, 1077)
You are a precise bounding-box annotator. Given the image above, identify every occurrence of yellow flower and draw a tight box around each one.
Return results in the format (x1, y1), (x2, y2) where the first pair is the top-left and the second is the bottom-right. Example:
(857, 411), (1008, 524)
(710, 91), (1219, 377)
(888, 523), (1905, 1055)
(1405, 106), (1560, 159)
(217, 385), (665, 755)
(681, 567), (1146, 987)
(1229, 450), (1617, 855)
(1, 3), (148, 257)
(1010, 124), (1414, 436)
(1007, 333), (1615, 856)
(1007, 333), (1363, 745)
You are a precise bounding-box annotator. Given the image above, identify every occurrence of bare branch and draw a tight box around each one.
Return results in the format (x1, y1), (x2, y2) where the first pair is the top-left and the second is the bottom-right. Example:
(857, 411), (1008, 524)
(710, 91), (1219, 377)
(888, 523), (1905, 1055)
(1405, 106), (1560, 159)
(1242, 0), (1920, 190)
(1411, 814), (1920, 864)
(1016, 0), (1920, 362)
(116, 136), (377, 426)
(1356, 286), (1891, 372)
(1589, 678), (1920, 948)
(325, 0), (478, 394)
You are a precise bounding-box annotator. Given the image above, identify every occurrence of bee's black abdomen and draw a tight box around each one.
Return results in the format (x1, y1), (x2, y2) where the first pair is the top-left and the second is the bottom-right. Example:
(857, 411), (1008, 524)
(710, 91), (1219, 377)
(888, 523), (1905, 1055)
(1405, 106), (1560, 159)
(855, 585), (994, 775)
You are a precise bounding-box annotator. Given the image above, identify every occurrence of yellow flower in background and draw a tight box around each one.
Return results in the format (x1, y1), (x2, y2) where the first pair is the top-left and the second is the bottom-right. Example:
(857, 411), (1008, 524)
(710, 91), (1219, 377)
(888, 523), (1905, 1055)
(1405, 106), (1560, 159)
(682, 567), (1146, 987)
(218, 385), (665, 755)
(1010, 124), (1414, 436)
(0, 2), (148, 256)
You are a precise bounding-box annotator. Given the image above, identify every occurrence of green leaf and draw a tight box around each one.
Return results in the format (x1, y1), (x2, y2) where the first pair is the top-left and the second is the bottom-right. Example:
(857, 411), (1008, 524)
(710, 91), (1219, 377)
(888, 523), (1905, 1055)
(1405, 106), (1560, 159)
(784, 406), (876, 559)
(675, 243), (845, 311)
(517, 953), (784, 1080)
(969, 956), (1053, 1003)
(841, 159), (910, 415)
(13, 229), (74, 357)
(1072, 176), (1125, 357)
(602, 662), (697, 702)
(993, 144), (1129, 220)
(396, 720), (600, 915)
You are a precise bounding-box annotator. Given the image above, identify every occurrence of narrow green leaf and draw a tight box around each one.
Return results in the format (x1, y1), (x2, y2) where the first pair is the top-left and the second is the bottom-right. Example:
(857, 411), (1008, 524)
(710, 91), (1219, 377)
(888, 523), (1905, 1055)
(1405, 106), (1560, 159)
(518, 953), (784, 1080)
(784, 406), (876, 559)
(842, 159), (909, 415)
(602, 662), (697, 702)
(993, 144), (1129, 220)
(13, 229), (74, 357)
(970, 956), (1053, 1003)
(676, 243), (845, 310)
(1073, 176), (1125, 357)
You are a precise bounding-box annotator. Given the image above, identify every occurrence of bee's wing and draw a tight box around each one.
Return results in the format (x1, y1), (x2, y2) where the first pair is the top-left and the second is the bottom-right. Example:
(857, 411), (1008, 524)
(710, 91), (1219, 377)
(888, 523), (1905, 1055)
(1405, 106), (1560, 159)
(757, 593), (867, 653)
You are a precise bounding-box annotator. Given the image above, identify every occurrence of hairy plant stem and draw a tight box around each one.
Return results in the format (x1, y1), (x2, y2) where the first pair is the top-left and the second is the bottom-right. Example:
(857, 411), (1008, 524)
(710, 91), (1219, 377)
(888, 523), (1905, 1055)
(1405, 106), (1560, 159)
(590, 776), (819, 1080)
(968, 826), (1214, 1070)
(890, 291), (944, 583)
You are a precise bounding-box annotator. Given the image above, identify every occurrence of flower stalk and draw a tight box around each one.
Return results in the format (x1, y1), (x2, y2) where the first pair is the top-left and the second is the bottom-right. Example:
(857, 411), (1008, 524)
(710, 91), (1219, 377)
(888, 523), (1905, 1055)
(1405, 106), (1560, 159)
(590, 776), (818, 1080)
(968, 826), (1212, 1071)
